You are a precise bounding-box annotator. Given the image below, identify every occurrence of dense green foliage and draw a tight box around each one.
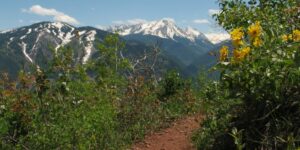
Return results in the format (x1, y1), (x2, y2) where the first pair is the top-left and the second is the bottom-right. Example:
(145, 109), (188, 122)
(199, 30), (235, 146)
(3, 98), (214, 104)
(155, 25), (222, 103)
(193, 0), (300, 149)
(0, 34), (200, 149)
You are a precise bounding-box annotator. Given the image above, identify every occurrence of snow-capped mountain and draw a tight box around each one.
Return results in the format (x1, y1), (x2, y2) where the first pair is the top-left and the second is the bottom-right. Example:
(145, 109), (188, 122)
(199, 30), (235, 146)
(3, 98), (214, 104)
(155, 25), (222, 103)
(0, 22), (102, 64)
(106, 19), (215, 66)
(0, 21), (225, 78)
(107, 19), (210, 42)
(0, 22), (150, 76)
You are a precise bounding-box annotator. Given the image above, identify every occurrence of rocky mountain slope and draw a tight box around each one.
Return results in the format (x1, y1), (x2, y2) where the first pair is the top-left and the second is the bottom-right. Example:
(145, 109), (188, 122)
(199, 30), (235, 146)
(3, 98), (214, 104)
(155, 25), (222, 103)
(0, 21), (230, 77)
(106, 19), (215, 66)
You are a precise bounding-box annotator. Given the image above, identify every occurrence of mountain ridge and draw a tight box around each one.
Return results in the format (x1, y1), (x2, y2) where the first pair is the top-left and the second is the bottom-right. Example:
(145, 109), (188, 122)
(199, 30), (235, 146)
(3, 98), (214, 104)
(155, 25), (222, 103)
(0, 21), (187, 77)
(105, 19), (216, 66)
(106, 18), (211, 43)
(0, 21), (227, 77)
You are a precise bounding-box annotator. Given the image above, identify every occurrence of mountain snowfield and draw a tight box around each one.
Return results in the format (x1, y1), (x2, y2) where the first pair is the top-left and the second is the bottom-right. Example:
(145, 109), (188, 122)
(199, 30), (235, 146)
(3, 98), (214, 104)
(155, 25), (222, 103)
(106, 18), (229, 44)
(0, 22), (98, 64)
(0, 29), (14, 34)
(107, 19), (207, 42)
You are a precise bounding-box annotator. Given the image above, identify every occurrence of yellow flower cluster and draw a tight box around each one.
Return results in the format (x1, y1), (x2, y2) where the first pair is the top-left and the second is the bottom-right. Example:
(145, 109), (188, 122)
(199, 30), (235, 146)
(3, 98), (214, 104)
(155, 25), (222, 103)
(230, 27), (244, 47)
(248, 21), (262, 38)
(219, 21), (265, 63)
(248, 21), (262, 47)
(230, 21), (263, 48)
(219, 46), (229, 61)
(281, 29), (300, 42)
(281, 35), (289, 42)
(233, 47), (251, 62)
(253, 37), (262, 47)
(293, 29), (300, 42)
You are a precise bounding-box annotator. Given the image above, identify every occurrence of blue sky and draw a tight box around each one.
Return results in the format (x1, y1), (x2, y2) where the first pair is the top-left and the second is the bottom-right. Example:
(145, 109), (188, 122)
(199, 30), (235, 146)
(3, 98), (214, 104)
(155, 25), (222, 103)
(0, 0), (223, 33)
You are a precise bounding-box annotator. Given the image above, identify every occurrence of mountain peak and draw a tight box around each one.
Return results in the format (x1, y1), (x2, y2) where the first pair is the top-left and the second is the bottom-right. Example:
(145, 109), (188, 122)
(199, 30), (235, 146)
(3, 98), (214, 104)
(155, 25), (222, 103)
(30, 21), (75, 31)
(0, 21), (74, 35)
(33, 21), (73, 26)
(107, 19), (207, 42)
(185, 27), (199, 36)
(1, 21), (101, 64)
(158, 18), (176, 25)
(185, 27), (207, 39)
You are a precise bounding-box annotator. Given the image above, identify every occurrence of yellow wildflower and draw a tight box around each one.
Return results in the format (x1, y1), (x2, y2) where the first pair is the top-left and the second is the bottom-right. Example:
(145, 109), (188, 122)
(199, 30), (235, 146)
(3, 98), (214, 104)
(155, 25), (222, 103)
(2, 90), (13, 97)
(288, 34), (293, 40)
(253, 37), (262, 47)
(233, 47), (251, 62)
(219, 46), (229, 61)
(232, 40), (244, 47)
(281, 34), (288, 42)
(230, 27), (244, 47)
(248, 21), (262, 38)
(292, 29), (300, 42)
(241, 47), (251, 56)
(233, 49), (243, 61)
(230, 27), (244, 41)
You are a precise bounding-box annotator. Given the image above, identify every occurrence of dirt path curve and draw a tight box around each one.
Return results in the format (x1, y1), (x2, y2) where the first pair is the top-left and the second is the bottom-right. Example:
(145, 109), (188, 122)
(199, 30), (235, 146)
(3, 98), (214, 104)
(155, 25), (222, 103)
(132, 114), (204, 150)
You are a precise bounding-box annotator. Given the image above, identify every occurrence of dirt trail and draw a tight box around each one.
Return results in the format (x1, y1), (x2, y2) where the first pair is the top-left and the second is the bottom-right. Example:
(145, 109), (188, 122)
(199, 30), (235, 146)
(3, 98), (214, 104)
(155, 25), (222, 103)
(132, 114), (203, 150)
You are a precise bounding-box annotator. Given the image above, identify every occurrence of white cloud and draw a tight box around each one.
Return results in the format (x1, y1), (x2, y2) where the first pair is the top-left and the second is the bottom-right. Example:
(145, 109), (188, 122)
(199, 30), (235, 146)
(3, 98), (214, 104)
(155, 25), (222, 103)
(112, 18), (149, 25)
(23, 5), (79, 25)
(18, 19), (24, 23)
(208, 9), (221, 16)
(193, 19), (210, 24)
(205, 33), (230, 44)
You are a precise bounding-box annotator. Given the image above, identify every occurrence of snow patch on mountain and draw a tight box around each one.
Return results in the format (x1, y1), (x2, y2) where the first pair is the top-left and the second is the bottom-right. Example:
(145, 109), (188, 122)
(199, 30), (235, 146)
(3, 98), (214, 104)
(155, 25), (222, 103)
(19, 28), (33, 40)
(185, 27), (204, 39)
(51, 22), (64, 30)
(7, 37), (14, 47)
(53, 22), (75, 51)
(26, 29), (32, 34)
(79, 30), (86, 36)
(31, 32), (42, 52)
(83, 30), (96, 63)
(45, 28), (51, 33)
(52, 30), (57, 36)
(10, 37), (14, 41)
(0, 29), (12, 34)
(20, 42), (33, 63)
(20, 35), (27, 40)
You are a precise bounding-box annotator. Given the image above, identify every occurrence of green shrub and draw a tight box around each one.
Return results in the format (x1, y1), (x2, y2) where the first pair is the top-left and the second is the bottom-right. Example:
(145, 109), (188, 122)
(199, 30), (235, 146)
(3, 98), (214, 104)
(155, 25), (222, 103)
(193, 0), (300, 149)
(158, 70), (199, 118)
(0, 46), (123, 149)
(0, 34), (201, 149)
